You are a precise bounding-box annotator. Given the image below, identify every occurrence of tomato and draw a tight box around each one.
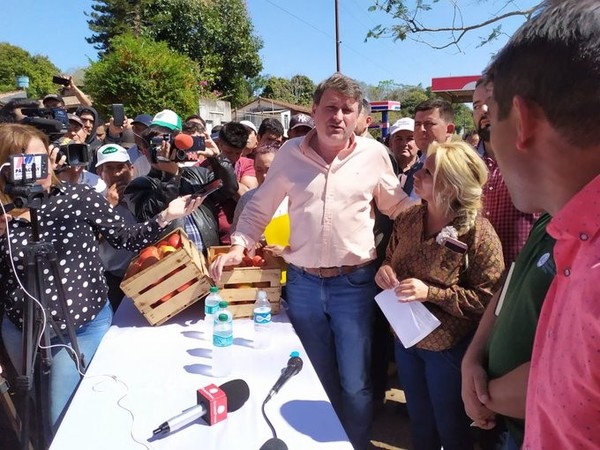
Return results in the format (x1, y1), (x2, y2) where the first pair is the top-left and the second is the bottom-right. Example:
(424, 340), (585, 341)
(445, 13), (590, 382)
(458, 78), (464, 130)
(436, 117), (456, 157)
(159, 291), (176, 302)
(241, 256), (253, 267)
(160, 245), (177, 257)
(167, 233), (182, 249)
(176, 280), (195, 293)
(140, 255), (160, 271)
(252, 256), (265, 267)
(156, 240), (169, 249)
(124, 261), (141, 279)
(139, 245), (160, 261)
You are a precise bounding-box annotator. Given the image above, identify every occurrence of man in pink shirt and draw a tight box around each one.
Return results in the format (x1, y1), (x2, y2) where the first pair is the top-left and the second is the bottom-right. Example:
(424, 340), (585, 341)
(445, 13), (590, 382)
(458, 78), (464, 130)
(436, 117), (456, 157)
(210, 73), (412, 449)
(484, 1), (600, 447)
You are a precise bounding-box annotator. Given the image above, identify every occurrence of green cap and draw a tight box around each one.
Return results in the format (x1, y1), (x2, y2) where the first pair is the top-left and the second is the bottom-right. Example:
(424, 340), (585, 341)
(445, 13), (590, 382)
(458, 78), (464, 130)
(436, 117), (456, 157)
(218, 300), (228, 308)
(218, 313), (229, 321)
(210, 286), (219, 293)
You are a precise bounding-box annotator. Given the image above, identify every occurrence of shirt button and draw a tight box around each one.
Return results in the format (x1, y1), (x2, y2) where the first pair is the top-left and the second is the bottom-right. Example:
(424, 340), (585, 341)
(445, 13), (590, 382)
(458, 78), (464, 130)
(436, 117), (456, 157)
(580, 233), (589, 241)
(564, 268), (571, 277)
(488, 186), (494, 191)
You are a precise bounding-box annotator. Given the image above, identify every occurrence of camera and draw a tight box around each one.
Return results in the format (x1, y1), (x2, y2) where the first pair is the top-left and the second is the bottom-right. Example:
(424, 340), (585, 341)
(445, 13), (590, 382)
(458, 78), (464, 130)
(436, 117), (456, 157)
(150, 133), (171, 164)
(20, 107), (69, 141)
(174, 136), (205, 162)
(3, 153), (48, 209)
(55, 142), (90, 168)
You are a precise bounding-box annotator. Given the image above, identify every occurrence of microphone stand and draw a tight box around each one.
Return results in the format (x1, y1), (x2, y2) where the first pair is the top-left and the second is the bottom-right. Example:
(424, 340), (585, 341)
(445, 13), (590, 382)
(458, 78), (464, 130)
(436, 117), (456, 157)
(10, 190), (86, 450)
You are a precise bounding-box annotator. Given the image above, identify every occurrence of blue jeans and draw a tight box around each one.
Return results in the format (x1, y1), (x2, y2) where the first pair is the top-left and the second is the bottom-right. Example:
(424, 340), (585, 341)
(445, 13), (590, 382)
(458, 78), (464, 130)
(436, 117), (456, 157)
(394, 335), (473, 450)
(1, 301), (112, 431)
(286, 263), (376, 450)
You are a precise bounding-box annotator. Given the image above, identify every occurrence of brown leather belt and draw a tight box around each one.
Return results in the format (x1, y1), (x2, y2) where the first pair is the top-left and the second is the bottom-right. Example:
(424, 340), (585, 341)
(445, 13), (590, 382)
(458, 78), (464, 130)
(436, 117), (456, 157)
(297, 261), (372, 278)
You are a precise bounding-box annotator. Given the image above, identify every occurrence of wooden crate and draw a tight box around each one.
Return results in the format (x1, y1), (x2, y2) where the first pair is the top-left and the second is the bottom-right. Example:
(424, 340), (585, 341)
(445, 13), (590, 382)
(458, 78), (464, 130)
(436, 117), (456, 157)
(208, 246), (282, 319)
(121, 228), (212, 326)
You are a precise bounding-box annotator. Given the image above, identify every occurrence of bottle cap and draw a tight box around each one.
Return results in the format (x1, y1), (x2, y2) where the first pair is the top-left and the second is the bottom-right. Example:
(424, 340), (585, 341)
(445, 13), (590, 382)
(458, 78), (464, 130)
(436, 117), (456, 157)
(218, 300), (228, 308)
(218, 313), (229, 321)
(210, 286), (219, 293)
(290, 351), (300, 358)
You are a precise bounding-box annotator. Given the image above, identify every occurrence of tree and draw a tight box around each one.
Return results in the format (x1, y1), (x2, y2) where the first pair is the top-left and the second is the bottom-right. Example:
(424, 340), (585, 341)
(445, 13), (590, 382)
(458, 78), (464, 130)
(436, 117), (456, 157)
(83, 33), (206, 119)
(367, 0), (542, 50)
(0, 43), (61, 99)
(260, 75), (315, 106)
(86, 0), (263, 106)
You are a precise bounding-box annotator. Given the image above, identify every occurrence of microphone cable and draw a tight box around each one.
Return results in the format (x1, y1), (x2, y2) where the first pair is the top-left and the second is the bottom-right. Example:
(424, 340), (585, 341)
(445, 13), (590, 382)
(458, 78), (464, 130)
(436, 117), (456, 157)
(261, 397), (278, 440)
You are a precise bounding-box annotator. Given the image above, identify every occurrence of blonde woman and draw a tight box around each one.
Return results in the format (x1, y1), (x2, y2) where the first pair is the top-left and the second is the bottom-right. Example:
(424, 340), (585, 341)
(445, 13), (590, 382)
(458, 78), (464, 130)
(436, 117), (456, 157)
(375, 141), (505, 450)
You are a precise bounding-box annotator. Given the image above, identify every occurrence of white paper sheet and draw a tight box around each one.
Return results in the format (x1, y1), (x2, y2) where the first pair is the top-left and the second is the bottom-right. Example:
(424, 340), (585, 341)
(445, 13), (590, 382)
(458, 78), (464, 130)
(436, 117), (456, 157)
(375, 289), (442, 348)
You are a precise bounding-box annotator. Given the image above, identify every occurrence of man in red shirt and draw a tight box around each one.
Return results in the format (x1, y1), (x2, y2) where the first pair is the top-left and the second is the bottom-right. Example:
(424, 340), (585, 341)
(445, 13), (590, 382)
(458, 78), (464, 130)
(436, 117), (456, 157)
(484, 1), (600, 447)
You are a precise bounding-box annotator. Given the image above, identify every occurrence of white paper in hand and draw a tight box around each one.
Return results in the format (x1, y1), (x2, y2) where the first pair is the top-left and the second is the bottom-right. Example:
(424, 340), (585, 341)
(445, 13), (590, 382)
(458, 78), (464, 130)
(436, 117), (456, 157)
(375, 289), (441, 348)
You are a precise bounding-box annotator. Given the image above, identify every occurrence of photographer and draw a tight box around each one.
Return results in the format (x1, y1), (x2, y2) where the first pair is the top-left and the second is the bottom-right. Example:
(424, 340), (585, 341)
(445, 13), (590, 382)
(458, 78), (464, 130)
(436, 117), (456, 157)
(124, 110), (238, 251)
(0, 123), (204, 433)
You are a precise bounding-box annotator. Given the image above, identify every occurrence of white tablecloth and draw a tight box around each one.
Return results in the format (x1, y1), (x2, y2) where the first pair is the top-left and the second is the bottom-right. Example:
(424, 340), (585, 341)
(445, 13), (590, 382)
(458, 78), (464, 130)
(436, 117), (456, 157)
(50, 299), (352, 450)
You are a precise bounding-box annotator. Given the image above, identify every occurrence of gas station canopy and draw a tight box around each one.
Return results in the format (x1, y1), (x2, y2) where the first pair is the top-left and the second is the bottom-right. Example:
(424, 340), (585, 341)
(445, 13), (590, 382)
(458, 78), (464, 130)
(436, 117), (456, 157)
(431, 75), (480, 103)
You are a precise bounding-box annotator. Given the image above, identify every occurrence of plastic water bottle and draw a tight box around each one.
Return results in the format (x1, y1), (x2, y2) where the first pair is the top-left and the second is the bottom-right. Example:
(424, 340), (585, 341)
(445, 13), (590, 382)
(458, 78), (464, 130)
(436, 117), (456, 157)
(253, 289), (272, 349)
(212, 305), (233, 377)
(204, 286), (221, 340)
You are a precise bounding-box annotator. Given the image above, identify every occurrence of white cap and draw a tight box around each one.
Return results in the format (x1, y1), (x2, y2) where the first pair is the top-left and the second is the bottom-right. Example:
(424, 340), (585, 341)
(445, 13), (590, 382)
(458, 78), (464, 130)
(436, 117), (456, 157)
(389, 117), (415, 137)
(240, 120), (258, 134)
(95, 144), (130, 168)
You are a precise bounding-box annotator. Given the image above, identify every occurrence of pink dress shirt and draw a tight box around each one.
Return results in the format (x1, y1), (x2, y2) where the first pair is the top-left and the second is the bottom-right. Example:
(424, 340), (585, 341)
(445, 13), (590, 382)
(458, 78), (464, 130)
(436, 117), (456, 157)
(523, 174), (600, 449)
(232, 130), (413, 268)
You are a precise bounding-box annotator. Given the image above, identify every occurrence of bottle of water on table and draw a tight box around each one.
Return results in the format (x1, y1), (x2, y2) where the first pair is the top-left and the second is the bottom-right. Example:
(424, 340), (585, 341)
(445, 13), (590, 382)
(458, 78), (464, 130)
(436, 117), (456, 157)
(204, 286), (221, 340)
(253, 289), (272, 349)
(212, 302), (233, 377)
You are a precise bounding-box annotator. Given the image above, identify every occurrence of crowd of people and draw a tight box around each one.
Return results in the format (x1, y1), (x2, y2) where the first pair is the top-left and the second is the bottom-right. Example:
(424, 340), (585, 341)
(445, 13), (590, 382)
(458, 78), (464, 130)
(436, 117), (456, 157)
(0, 1), (599, 449)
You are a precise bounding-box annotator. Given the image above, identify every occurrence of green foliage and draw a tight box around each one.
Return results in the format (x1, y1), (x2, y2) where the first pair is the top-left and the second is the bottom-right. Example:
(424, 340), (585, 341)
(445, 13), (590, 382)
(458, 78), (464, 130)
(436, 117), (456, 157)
(87, 0), (263, 107)
(0, 43), (61, 99)
(260, 75), (315, 106)
(83, 33), (203, 119)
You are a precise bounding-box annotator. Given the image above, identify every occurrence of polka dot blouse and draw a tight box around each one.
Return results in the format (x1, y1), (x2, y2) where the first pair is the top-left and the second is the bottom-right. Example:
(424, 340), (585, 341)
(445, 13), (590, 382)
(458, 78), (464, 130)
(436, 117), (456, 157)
(1, 182), (163, 331)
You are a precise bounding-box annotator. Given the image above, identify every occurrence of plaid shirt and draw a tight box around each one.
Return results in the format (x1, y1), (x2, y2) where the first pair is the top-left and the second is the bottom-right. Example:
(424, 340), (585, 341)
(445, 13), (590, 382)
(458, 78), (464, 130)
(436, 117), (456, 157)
(184, 216), (204, 253)
(479, 143), (539, 266)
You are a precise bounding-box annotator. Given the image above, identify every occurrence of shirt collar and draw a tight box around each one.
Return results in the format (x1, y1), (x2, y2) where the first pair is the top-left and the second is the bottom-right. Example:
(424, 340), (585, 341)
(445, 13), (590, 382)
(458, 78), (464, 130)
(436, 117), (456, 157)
(547, 174), (600, 241)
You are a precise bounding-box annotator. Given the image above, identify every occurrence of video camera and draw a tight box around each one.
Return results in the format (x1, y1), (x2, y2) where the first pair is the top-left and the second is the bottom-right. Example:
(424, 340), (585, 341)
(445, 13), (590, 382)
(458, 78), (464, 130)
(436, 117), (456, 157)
(3, 153), (49, 209)
(150, 133), (205, 164)
(54, 141), (89, 168)
(20, 107), (69, 141)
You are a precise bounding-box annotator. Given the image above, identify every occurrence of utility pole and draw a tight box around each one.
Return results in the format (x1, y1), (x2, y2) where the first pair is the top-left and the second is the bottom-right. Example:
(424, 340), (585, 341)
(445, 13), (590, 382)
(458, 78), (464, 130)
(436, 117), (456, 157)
(335, 0), (341, 72)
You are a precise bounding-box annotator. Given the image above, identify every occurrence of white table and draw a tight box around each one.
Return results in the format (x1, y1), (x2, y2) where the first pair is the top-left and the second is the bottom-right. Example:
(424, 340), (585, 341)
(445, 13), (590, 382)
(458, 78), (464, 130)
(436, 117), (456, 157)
(50, 299), (352, 450)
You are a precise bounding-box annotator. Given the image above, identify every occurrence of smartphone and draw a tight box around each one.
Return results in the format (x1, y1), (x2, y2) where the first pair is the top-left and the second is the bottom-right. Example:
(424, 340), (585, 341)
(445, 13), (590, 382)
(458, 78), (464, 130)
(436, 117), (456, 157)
(9, 154), (49, 183)
(112, 103), (125, 127)
(190, 179), (223, 199)
(52, 75), (70, 86)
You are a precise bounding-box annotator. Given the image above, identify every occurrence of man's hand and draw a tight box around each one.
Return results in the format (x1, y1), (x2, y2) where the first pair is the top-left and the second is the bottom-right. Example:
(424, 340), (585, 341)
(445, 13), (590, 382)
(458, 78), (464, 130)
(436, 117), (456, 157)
(196, 132), (220, 158)
(209, 245), (245, 282)
(461, 356), (496, 429)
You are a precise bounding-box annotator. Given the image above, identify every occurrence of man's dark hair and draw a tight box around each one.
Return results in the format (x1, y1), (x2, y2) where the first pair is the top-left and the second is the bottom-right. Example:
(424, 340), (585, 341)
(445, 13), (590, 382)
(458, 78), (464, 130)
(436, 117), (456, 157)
(414, 98), (455, 123)
(313, 73), (363, 113)
(184, 114), (206, 127)
(183, 120), (205, 135)
(485, 0), (600, 148)
(257, 118), (284, 138)
(219, 122), (249, 149)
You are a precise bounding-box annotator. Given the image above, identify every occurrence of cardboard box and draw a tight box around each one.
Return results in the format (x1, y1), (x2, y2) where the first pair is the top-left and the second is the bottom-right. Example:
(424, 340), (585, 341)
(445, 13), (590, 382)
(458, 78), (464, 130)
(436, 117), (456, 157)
(208, 246), (282, 319)
(120, 228), (212, 326)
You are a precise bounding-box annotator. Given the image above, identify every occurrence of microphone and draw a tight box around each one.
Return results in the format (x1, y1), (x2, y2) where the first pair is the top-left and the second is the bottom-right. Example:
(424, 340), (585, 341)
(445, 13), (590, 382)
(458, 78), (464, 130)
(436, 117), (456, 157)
(173, 133), (194, 150)
(265, 352), (303, 403)
(260, 438), (288, 450)
(152, 378), (249, 436)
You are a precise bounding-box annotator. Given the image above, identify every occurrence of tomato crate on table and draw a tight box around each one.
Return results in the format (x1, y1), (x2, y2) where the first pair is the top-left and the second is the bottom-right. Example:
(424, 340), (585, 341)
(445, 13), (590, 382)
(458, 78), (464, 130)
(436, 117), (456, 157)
(120, 228), (212, 326)
(208, 246), (283, 319)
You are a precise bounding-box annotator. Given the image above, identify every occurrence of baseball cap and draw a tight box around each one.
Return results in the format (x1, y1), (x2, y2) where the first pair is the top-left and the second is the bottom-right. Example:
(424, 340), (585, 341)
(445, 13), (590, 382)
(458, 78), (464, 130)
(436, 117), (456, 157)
(289, 113), (314, 130)
(43, 94), (64, 105)
(389, 117), (415, 137)
(239, 120), (257, 134)
(68, 114), (84, 127)
(132, 113), (153, 128)
(151, 109), (182, 131)
(120, 129), (136, 149)
(95, 144), (131, 168)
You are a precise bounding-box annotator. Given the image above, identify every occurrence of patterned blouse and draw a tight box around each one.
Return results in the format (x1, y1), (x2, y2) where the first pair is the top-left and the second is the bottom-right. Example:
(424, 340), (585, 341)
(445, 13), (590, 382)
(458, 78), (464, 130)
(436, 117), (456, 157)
(383, 204), (505, 351)
(1, 182), (163, 331)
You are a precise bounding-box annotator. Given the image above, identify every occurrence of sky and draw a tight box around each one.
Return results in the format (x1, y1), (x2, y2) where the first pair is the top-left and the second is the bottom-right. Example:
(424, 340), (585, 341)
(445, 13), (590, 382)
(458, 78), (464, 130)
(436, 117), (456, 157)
(0, 0), (539, 89)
